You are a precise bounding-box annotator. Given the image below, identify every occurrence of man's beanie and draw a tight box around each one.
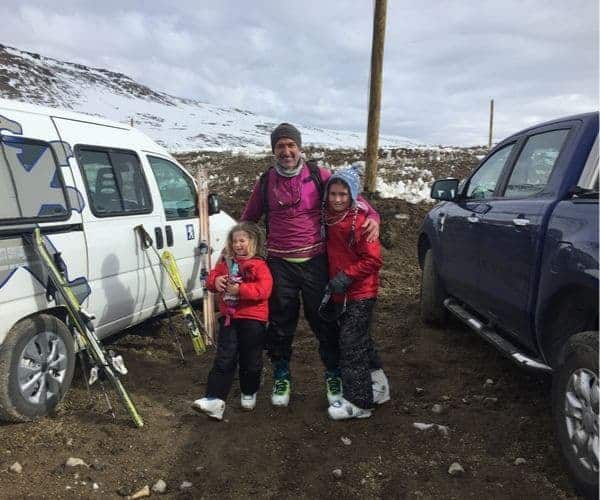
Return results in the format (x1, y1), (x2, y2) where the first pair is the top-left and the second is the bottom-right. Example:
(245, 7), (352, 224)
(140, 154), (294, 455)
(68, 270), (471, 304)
(327, 164), (362, 205)
(270, 123), (302, 152)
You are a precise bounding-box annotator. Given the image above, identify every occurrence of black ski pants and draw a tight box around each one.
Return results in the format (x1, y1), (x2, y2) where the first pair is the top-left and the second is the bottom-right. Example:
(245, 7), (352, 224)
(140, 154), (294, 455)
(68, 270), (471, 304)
(266, 254), (340, 372)
(339, 298), (382, 409)
(205, 318), (267, 400)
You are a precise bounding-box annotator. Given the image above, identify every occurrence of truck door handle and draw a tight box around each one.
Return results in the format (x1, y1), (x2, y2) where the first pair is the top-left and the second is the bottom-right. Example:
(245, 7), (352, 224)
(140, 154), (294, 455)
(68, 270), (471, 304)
(154, 227), (164, 249)
(467, 215), (479, 223)
(165, 225), (173, 247)
(513, 218), (530, 226)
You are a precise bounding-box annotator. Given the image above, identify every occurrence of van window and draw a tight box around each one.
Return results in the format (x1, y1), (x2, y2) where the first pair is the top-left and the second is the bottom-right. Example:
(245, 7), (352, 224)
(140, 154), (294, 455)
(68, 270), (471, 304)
(77, 147), (152, 216)
(0, 135), (69, 223)
(503, 129), (569, 198)
(147, 156), (197, 220)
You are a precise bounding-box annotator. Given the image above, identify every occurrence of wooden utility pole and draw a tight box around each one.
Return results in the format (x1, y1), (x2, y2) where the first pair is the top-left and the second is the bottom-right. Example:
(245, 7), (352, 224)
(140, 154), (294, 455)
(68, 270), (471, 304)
(488, 99), (494, 149)
(365, 0), (387, 194)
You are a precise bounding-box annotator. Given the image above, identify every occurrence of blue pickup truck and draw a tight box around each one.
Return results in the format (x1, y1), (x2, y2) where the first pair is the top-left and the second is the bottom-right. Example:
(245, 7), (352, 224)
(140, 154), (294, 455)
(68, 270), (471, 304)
(418, 112), (598, 497)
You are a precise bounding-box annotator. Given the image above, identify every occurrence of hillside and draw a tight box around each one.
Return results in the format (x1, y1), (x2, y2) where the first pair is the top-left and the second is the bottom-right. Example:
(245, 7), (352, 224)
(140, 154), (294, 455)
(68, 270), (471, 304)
(0, 43), (420, 152)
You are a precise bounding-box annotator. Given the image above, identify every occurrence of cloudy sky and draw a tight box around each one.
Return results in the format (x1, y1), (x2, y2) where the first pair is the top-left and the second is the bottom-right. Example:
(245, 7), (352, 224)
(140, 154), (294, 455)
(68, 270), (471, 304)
(2, 0), (598, 146)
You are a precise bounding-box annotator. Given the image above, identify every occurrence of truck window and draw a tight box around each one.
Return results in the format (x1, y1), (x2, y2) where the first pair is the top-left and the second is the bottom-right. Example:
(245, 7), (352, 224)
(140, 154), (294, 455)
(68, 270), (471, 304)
(77, 147), (152, 217)
(503, 129), (569, 198)
(0, 135), (69, 223)
(466, 143), (515, 200)
(147, 156), (197, 220)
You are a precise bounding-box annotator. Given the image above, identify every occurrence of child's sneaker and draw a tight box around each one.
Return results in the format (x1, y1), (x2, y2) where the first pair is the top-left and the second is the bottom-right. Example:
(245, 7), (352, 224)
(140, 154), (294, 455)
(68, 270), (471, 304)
(241, 393), (257, 410)
(328, 398), (372, 420)
(271, 377), (291, 407)
(191, 397), (225, 420)
(325, 370), (343, 405)
(371, 369), (390, 404)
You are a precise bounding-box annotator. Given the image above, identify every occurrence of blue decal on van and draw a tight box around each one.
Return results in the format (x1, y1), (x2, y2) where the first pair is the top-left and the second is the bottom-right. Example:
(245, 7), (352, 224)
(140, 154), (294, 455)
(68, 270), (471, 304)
(186, 224), (195, 240)
(0, 234), (89, 304)
(0, 115), (23, 135)
(66, 186), (85, 213)
(4, 136), (48, 172)
(49, 141), (74, 166)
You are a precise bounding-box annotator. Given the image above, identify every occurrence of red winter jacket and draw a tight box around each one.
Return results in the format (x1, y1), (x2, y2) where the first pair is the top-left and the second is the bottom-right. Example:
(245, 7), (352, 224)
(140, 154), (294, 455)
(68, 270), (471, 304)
(326, 205), (382, 302)
(207, 256), (273, 322)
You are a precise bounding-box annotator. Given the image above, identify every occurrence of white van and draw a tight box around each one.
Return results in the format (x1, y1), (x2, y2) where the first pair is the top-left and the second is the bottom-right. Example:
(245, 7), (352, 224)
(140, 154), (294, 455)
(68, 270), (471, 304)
(0, 98), (235, 421)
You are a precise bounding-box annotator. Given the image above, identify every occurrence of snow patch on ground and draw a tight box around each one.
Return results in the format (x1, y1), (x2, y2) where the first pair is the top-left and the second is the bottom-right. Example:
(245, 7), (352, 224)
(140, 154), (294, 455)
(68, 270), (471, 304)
(377, 177), (433, 203)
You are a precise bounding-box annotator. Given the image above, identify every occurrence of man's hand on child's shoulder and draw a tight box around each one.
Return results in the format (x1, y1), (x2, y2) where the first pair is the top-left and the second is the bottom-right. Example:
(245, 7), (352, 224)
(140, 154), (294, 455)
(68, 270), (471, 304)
(362, 218), (380, 242)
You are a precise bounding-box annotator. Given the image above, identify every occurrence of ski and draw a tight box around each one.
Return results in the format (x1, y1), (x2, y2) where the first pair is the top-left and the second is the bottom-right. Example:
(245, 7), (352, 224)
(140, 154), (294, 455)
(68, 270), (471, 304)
(160, 250), (207, 355)
(27, 227), (144, 428)
(134, 224), (207, 355)
(196, 167), (217, 345)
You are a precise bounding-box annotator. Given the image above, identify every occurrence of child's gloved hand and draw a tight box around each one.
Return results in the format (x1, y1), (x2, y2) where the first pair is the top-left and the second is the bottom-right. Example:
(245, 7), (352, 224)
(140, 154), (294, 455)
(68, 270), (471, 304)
(329, 272), (352, 293)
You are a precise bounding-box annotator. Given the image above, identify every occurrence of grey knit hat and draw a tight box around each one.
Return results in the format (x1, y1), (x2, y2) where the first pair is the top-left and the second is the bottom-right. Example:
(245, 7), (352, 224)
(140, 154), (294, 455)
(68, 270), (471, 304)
(270, 123), (302, 152)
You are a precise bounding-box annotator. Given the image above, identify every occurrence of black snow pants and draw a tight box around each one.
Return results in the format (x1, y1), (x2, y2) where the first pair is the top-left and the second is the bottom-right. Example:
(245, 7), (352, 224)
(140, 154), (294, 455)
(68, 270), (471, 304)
(265, 254), (340, 372)
(339, 298), (382, 409)
(205, 318), (267, 400)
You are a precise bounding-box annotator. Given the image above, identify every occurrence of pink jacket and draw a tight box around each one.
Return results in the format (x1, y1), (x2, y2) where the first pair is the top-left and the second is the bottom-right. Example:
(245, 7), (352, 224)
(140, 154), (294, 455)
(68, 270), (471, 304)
(242, 163), (380, 259)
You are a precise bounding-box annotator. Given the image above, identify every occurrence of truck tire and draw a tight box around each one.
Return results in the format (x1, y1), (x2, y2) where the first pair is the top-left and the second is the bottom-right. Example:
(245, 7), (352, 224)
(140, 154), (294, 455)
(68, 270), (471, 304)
(552, 331), (599, 499)
(420, 249), (448, 326)
(0, 314), (75, 422)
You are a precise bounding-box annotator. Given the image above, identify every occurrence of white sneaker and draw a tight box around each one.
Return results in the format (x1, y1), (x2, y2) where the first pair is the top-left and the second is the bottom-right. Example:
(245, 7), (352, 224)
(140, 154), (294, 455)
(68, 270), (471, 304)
(241, 393), (257, 411)
(271, 378), (291, 407)
(371, 369), (390, 404)
(328, 398), (372, 420)
(191, 397), (225, 420)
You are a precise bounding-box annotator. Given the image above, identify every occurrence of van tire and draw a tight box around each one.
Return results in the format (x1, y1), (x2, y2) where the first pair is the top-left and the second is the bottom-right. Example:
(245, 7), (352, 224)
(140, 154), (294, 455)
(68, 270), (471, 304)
(420, 249), (448, 326)
(0, 314), (75, 422)
(552, 331), (599, 499)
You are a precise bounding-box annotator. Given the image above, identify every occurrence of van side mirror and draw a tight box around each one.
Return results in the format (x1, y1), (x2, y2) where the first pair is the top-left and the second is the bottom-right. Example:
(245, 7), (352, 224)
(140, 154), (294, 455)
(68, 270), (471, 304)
(207, 193), (220, 215)
(430, 178), (459, 201)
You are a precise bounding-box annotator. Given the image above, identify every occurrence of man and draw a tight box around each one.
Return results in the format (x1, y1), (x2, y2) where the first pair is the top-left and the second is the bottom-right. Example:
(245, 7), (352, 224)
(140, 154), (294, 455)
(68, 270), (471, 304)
(241, 123), (380, 407)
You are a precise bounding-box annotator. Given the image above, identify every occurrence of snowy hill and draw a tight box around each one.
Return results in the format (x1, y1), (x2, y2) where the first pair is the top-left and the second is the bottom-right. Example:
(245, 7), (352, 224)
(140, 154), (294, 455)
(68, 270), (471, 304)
(0, 43), (419, 152)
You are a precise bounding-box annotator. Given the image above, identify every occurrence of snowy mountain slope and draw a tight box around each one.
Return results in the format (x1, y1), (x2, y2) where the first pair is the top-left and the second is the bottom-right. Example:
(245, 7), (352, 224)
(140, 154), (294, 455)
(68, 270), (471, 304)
(0, 43), (419, 152)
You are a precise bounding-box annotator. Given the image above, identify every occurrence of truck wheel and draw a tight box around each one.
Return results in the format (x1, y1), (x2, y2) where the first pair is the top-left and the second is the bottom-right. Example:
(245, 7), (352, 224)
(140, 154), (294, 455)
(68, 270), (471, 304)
(420, 249), (448, 326)
(553, 331), (599, 499)
(0, 314), (75, 422)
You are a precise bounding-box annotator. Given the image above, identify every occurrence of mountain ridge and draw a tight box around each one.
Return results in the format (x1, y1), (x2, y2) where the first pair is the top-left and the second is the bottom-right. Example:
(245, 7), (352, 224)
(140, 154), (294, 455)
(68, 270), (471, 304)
(0, 43), (420, 152)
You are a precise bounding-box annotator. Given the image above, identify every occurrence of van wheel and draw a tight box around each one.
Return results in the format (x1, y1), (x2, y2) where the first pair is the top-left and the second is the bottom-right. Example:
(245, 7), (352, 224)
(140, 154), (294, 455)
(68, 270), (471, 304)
(420, 249), (448, 326)
(0, 314), (75, 422)
(553, 331), (599, 499)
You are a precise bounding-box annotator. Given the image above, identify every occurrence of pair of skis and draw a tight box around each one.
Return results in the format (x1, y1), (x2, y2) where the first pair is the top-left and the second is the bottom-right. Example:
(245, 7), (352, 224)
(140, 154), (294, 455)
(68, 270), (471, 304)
(27, 228), (144, 428)
(196, 167), (217, 344)
(134, 225), (207, 356)
(134, 166), (216, 353)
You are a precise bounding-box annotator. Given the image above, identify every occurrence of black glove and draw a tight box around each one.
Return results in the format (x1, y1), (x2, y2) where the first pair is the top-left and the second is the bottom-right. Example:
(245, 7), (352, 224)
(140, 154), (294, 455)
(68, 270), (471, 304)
(328, 272), (352, 294)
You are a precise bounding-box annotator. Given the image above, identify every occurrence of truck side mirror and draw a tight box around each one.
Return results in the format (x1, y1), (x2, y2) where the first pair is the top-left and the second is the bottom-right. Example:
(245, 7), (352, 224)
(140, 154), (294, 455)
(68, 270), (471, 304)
(430, 178), (459, 201)
(207, 193), (220, 215)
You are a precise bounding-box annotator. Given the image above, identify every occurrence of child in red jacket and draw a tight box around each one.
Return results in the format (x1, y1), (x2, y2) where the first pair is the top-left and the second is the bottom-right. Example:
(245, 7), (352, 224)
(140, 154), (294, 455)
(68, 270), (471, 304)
(322, 165), (390, 420)
(192, 222), (273, 420)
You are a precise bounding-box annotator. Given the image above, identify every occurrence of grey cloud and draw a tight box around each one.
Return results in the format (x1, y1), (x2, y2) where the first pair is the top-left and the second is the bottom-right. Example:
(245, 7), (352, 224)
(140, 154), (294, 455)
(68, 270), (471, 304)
(2, 0), (597, 145)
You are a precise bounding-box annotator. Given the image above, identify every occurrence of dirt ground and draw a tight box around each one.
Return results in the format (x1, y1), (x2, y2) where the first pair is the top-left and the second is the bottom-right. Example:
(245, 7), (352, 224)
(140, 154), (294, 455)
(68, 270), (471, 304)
(0, 149), (581, 499)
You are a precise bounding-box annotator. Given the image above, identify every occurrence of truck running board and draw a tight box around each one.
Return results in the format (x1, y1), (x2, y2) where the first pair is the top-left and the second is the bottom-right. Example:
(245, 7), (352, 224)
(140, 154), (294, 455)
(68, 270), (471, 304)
(444, 299), (553, 373)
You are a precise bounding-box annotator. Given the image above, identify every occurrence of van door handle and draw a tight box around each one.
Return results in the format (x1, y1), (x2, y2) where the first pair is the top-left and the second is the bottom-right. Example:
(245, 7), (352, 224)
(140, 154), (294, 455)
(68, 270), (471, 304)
(513, 218), (530, 226)
(165, 225), (173, 247)
(154, 227), (164, 249)
(467, 215), (479, 223)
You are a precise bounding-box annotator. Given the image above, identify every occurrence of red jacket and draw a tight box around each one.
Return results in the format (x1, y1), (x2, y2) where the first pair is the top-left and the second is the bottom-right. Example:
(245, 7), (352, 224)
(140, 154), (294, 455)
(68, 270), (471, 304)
(326, 205), (382, 302)
(207, 256), (273, 322)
